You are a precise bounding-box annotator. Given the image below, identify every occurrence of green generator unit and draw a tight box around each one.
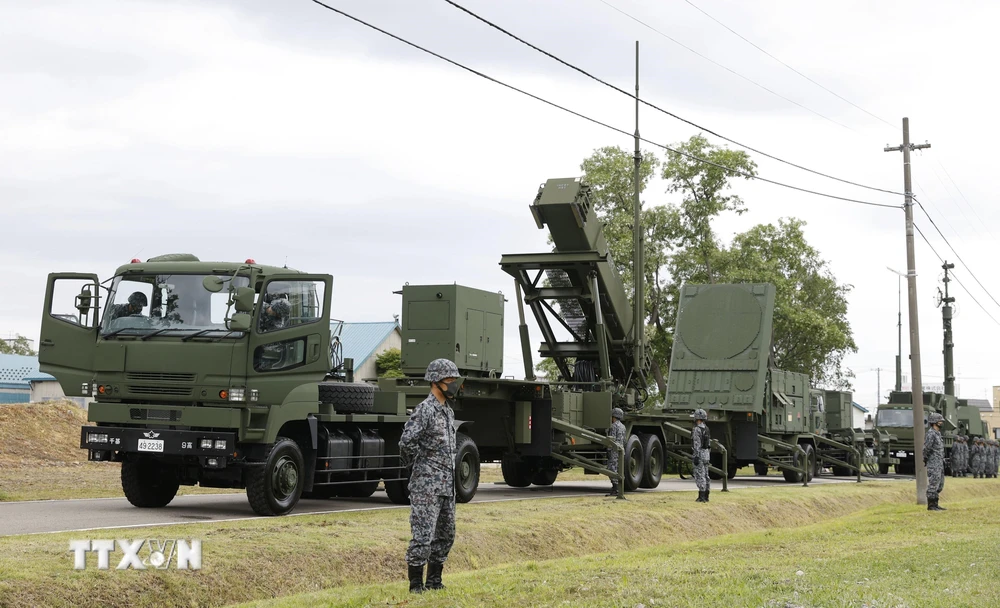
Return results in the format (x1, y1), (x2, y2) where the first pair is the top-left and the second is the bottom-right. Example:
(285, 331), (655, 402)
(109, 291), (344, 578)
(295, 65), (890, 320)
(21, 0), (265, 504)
(398, 284), (505, 378)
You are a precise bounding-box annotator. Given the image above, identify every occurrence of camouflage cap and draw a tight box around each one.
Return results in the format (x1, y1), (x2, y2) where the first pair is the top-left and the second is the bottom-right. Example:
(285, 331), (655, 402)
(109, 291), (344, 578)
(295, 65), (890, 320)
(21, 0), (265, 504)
(691, 408), (708, 421)
(424, 358), (461, 383)
(128, 291), (148, 308)
(268, 298), (291, 316)
(611, 407), (624, 420)
(927, 413), (944, 425)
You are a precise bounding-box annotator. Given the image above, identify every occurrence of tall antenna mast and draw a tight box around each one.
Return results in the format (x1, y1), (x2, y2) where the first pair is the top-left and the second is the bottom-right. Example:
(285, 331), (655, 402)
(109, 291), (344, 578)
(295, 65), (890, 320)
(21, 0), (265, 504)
(632, 40), (645, 375)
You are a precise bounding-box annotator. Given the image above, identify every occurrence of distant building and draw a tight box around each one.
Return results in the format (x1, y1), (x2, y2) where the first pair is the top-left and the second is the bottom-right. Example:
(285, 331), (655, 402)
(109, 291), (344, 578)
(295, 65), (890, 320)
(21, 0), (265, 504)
(0, 354), (91, 407)
(330, 321), (402, 382)
(851, 402), (869, 429)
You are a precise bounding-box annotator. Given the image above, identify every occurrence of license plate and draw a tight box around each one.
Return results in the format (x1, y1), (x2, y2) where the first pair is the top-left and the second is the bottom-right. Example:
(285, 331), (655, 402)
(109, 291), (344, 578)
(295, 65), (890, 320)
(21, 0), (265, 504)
(896, 451), (907, 457)
(138, 439), (164, 452)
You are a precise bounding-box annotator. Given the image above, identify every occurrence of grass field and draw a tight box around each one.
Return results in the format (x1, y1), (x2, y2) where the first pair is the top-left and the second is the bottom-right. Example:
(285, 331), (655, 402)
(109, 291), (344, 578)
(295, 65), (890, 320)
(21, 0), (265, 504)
(2, 480), (998, 608)
(246, 489), (1000, 608)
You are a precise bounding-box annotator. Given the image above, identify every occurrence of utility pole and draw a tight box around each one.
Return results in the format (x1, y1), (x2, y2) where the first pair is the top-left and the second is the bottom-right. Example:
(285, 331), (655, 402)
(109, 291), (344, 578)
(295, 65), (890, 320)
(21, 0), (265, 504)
(885, 117), (931, 504)
(887, 267), (905, 393)
(872, 367), (882, 405)
(938, 261), (956, 397)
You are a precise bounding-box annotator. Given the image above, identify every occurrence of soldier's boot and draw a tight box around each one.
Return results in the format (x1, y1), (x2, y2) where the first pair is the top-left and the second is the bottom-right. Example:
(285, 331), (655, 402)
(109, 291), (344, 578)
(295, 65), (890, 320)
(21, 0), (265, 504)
(425, 562), (445, 590)
(935, 499), (947, 510)
(695, 490), (705, 502)
(408, 564), (425, 593)
(704, 489), (710, 502)
(927, 497), (935, 511)
(607, 481), (619, 497)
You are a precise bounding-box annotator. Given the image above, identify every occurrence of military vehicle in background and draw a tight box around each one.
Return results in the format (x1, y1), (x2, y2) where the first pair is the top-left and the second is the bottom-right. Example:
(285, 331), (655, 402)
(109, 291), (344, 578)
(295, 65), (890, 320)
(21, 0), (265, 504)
(957, 402), (991, 441)
(875, 391), (957, 474)
(653, 283), (864, 483)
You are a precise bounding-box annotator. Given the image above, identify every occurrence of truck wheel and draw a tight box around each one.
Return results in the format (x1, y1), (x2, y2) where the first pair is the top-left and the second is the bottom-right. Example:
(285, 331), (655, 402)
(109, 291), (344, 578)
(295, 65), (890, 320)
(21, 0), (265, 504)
(639, 434), (663, 488)
(532, 468), (558, 486)
(878, 463), (890, 475)
(121, 460), (179, 508)
(318, 382), (375, 414)
(501, 454), (534, 487)
(247, 437), (305, 516)
(455, 433), (480, 503)
(754, 462), (768, 476)
(385, 478), (410, 504)
(624, 435), (645, 492)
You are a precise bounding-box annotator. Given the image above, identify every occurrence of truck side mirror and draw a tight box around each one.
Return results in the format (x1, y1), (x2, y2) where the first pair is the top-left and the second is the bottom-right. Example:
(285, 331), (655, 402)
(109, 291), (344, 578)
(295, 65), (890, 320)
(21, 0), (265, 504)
(228, 313), (251, 331)
(233, 287), (255, 312)
(203, 276), (225, 293)
(75, 285), (93, 319)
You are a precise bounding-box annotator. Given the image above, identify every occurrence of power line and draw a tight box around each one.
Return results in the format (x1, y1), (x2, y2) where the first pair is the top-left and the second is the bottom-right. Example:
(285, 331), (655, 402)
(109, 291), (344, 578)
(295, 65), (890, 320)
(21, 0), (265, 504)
(935, 159), (999, 243)
(681, 0), (896, 130)
(913, 221), (1000, 326)
(309, 0), (901, 211)
(442, 0), (905, 198)
(595, 0), (857, 133)
(912, 197), (1000, 310)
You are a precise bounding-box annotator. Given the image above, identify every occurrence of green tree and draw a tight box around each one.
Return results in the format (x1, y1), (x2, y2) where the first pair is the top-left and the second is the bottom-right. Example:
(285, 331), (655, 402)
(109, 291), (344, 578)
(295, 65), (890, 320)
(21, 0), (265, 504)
(0, 335), (36, 356)
(719, 218), (857, 388)
(575, 135), (854, 391)
(375, 347), (404, 379)
(533, 357), (569, 381)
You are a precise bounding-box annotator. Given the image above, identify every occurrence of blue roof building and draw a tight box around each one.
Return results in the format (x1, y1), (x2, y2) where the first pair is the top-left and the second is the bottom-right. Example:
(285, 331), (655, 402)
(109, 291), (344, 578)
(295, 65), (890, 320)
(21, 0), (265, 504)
(0, 353), (40, 404)
(330, 321), (402, 381)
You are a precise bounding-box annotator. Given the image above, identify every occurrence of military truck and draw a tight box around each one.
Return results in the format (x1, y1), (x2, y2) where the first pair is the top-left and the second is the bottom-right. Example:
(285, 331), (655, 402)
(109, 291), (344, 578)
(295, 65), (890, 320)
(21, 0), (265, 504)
(957, 402), (991, 440)
(654, 283), (863, 483)
(874, 391), (957, 475)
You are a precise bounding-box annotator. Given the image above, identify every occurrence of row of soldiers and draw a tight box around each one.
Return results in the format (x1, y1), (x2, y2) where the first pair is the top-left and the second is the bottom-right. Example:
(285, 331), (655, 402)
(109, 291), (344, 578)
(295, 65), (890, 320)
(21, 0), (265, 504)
(949, 435), (999, 478)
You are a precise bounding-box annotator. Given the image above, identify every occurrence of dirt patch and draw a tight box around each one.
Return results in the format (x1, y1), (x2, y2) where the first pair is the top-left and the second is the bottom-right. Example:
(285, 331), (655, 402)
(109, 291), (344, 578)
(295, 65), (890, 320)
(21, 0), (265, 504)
(0, 401), (90, 466)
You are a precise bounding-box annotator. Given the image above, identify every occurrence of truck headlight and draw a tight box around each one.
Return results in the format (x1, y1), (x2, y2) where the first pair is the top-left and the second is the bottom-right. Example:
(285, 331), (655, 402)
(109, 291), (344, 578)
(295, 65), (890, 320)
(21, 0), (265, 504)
(214, 440), (227, 450)
(199, 439), (213, 449)
(87, 432), (109, 443)
(229, 388), (245, 402)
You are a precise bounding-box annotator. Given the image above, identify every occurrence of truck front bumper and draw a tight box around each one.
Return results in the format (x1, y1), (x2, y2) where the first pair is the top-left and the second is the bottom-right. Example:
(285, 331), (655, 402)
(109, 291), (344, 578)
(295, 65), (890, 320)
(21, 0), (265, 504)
(81, 426), (237, 467)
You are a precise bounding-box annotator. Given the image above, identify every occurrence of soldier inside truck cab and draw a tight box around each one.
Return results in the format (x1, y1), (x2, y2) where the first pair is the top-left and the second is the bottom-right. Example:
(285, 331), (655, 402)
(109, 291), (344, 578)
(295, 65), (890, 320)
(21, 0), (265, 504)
(106, 291), (147, 323)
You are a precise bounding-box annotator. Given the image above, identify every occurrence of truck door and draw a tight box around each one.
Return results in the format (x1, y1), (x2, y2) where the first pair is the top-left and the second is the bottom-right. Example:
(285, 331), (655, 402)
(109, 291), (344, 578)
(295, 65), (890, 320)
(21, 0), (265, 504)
(38, 273), (100, 397)
(247, 274), (333, 405)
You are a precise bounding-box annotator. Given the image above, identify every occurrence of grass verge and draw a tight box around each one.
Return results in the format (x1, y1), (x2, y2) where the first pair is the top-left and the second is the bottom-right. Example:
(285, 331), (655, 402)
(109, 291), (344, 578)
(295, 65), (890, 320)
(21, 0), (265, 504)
(2, 479), (998, 607)
(254, 489), (1000, 608)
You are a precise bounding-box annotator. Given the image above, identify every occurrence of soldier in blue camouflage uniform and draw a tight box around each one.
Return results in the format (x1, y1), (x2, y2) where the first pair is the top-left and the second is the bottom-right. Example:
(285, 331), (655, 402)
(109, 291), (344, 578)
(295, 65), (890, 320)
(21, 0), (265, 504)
(960, 435), (969, 477)
(923, 412), (946, 511)
(606, 407), (626, 497)
(990, 439), (999, 478)
(691, 408), (711, 503)
(951, 435), (965, 478)
(399, 358), (462, 593)
(971, 437), (985, 478)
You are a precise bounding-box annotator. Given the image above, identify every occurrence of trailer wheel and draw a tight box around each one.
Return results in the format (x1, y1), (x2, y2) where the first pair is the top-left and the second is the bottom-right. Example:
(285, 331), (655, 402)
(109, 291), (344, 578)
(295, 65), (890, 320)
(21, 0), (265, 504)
(318, 382), (375, 414)
(455, 433), (480, 503)
(501, 454), (534, 488)
(878, 463), (890, 475)
(121, 459), (179, 508)
(385, 478), (410, 504)
(639, 434), (663, 488)
(624, 435), (645, 491)
(247, 437), (305, 516)
(782, 444), (814, 483)
(532, 468), (559, 486)
(753, 462), (768, 476)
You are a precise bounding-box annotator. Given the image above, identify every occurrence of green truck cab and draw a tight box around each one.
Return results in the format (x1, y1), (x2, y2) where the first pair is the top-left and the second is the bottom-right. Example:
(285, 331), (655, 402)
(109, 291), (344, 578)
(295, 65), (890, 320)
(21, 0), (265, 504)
(39, 254), (416, 516)
(874, 390), (957, 475)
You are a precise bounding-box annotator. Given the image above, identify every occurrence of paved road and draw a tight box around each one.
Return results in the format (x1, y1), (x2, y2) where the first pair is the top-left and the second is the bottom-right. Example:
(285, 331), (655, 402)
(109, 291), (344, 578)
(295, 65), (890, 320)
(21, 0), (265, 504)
(0, 475), (883, 537)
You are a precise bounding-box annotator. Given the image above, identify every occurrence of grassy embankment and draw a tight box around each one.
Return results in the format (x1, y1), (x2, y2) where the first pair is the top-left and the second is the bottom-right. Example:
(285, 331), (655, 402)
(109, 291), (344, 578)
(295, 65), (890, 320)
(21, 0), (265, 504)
(0, 402), (241, 501)
(2, 479), (999, 608)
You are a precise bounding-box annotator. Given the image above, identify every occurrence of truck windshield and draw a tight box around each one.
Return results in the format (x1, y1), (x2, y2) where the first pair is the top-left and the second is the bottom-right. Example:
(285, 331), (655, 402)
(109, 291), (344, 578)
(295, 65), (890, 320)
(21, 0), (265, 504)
(101, 274), (250, 337)
(877, 409), (923, 428)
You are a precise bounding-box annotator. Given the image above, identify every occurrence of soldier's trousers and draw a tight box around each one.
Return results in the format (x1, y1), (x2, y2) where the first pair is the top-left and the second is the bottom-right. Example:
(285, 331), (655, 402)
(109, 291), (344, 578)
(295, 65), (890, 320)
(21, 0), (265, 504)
(606, 447), (620, 485)
(694, 449), (710, 492)
(927, 464), (944, 500)
(405, 493), (456, 566)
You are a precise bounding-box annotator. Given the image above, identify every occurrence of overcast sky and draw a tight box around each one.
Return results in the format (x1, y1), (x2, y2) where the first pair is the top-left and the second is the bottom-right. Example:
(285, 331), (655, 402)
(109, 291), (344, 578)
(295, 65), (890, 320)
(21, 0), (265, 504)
(3, 0), (999, 406)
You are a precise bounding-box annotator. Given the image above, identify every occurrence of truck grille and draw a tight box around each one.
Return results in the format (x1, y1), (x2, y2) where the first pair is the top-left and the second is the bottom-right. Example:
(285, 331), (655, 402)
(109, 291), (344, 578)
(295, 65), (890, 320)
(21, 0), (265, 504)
(130, 408), (182, 421)
(128, 385), (193, 396)
(126, 372), (196, 382)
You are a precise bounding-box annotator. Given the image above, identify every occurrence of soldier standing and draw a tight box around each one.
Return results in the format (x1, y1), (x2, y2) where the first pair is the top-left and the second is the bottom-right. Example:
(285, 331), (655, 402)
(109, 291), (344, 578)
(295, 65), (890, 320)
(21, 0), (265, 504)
(923, 412), (946, 511)
(952, 436), (965, 478)
(961, 436), (970, 477)
(606, 407), (626, 497)
(691, 408), (711, 503)
(971, 437), (984, 478)
(991, 439), (999, 478)
(399, 358), (462, 594)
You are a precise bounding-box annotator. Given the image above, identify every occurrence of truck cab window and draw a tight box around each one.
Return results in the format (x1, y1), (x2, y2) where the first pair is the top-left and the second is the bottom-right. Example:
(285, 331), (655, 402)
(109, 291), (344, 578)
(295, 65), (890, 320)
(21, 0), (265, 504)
(258, 280), (325, 333)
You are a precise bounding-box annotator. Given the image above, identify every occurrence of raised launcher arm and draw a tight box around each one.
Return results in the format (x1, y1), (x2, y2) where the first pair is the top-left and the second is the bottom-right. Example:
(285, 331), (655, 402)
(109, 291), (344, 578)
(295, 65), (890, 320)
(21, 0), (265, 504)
(499, 177), (650, 401)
